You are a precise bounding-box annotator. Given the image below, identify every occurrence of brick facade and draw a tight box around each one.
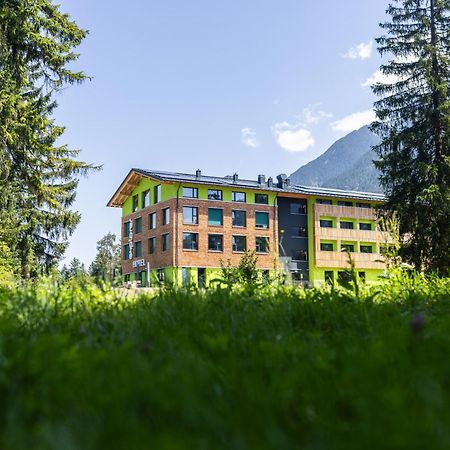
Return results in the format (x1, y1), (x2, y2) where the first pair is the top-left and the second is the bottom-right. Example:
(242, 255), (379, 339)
(121, 197), (278, 275)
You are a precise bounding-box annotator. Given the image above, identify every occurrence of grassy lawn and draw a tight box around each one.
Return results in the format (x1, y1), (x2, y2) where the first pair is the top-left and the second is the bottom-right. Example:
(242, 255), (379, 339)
(1, 274), (450, 450)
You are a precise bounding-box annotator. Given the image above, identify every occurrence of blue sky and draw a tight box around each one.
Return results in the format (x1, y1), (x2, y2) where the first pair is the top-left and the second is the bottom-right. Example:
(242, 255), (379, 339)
(57, 0), (390, 267)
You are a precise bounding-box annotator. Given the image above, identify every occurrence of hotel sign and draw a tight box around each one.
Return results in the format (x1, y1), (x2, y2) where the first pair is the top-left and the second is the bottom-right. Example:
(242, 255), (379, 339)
(132, 259), (146, 268)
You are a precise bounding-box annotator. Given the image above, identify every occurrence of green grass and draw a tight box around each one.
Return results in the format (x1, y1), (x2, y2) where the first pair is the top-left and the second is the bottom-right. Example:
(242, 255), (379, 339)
(1, 274), (450, 450)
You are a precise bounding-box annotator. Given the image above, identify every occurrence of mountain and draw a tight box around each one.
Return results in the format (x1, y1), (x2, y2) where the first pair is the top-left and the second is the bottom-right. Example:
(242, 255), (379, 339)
(289, 125), (382, 193)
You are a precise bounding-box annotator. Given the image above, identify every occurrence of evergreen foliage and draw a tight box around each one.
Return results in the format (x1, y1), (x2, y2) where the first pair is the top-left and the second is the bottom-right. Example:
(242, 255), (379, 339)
(371, 0), (450, 274)
(89, 233), (121, 282)
(0, 0), (98, 278)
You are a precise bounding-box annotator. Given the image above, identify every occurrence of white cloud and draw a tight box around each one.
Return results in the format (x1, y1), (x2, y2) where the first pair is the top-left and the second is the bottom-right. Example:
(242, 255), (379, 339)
(361, 69), (400, 87)
(331, 109), (376, 133)
(302, 105), (333, 125)
(241, 128), (260, 149)
(361, 57), (418, 87)
(344, 41), (373, 60)
(273, 121), (315, 152)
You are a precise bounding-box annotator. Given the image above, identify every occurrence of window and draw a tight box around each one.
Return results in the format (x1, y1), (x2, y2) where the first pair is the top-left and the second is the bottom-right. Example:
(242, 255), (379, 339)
(134, 241), (142, 257)
(183, 232), (198, 250)
(341, 244), (355, 253)
(232, 191), (246, 202)
(208, 189), (222, 200)
(232, 235), (246, 252)
(338, 271), (352, 284)
(162, 233), (170, 251)
(124, 244), (131, 260)
(297, 226), (307, 237)
(320, 243), (334, 251)
(290, 202), (307, 214)
(157, 269), (165, 282)
(208, 234), (223, 251)
(325, 271), (334, 284)
(148, 237), (156, 254)
(340, 221), (354, 230)
(255, 193), (268, 204)
(183, 187), (198, 198)
(134, 217), (142, 234)
(337, 201), (353, 207)
(142, 190), (150, 208)
(320, 219), (333, 228)
(183, 206), (198, 224)
(149, 212), (157, 229)
(293, 249), (308, 261)
(154, 185), (161, 203)
(359, 222), (372, 231)
(232, 210), (246, 227)
(124, 221), (131, 238)
(256, 237), (269, 253)
(163, 207), (170, 225)
(208, 208), (223, 226)
(316, 199), (332, 205)
(356, 202), (371, 209)
(255, 212), (269, 229)
(132, 194), (139, 212)
(360, 245), (373, 254)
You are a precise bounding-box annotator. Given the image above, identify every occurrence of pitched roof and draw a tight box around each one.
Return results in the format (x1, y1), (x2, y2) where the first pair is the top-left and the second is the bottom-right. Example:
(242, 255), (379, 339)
(107, 168), (385, 207)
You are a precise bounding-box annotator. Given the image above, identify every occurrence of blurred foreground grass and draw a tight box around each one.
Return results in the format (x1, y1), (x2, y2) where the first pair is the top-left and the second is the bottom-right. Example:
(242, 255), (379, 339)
(0, 273), (450, 450)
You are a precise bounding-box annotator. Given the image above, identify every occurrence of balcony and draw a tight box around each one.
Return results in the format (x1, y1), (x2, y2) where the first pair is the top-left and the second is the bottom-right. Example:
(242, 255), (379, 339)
(313, 203), (391, 270)
(315, 250), (386, 269)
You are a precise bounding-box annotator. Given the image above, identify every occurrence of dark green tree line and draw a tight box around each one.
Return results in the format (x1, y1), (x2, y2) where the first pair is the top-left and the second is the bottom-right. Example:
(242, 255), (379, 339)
(372, 0), (450, 274)
(0, 0), (98, 278)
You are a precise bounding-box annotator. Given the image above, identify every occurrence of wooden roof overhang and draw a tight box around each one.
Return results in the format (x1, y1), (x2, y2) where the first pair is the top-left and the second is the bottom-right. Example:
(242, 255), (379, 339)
(107, 169), (176, 208)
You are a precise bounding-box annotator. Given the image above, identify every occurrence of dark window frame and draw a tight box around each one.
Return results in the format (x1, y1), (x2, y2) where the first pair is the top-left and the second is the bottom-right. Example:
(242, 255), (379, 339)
(320, 242), (334, 252)
(149, 212), (157, 230)
(232, 235), (247, 252)
(255, 193), (269, 205)
(255, 236), (269, 253)
(134, 217), (142, 234)
(162, 233), (170, 252)
(183, 187), (198, 198)
(232, 209), (247, 227)
(232, 191), (246, 202)
(208, 208), (223, 226)
(183, 232), (199, 251)
(134, 241), (142, 258)
(183, 206), (199, 225)
(132, 194), (139, 212)
(208, 189), (223, 200)
(320, 219), (333, 228)
(148, 237), (156, 254)
(141, 190), (150, 209)
(162, 207), (170, 225)
(208, 234), (223, 252)
(255, 211), (269, 229)
(154, 185), (161, 204)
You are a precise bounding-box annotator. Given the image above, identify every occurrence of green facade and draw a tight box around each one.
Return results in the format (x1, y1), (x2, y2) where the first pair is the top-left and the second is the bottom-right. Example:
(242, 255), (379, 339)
(119, 173), (386, 287)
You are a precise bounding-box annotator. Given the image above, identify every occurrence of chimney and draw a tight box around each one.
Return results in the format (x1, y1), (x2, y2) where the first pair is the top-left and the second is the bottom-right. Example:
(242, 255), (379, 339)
(277, 173), (287, 189)
(257, 174), (265, 184)
(286, 178), (291, 187)
(195, 169), (201, 179)
(232, 173), (238, 182)
(267, 177), (273, 187)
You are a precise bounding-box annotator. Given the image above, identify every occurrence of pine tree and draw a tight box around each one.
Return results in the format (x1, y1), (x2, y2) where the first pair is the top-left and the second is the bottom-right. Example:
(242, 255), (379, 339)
(371, 0), (450, 274)
(0, 0), (99, 277)
(89, 233), (121, 282)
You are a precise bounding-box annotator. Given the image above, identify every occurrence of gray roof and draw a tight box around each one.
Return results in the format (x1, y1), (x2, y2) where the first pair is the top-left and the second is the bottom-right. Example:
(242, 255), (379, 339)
(133, 168), (385, 202)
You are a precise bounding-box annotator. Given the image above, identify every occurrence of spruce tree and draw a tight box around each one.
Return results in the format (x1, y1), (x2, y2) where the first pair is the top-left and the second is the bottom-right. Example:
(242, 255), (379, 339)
(371, 0), (450, 274)
(0, 0), (98, 277)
